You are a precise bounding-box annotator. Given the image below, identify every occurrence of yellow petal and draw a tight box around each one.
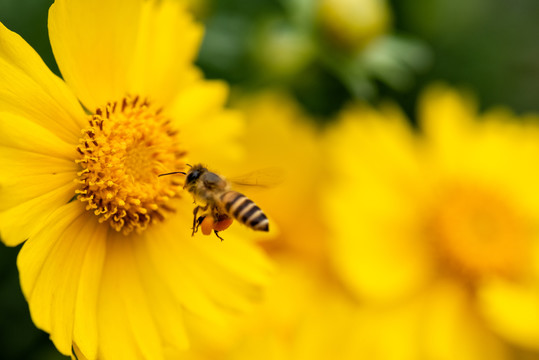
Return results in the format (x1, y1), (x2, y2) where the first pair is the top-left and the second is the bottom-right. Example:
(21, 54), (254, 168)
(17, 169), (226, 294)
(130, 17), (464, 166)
(17, 202), (90, 355)
(190, 230), (273, 288)
(324, 106), (433, 302)
(0, 181), (76, 246)
(98, 233), (164, 360)
(129, 0), (203, 105)
(418, 85), (478, 163)
(0, 111), (76, 160)
(0, 22), (85, 142)
(97, 245), (147, 360)
(348, 281), (511, 360)
(142, 211), (227, 323)
(48, 217), (105, 355)
(132, 234), (190, 353)
(179, 237), (270, 317)
(169, 80), (229, 126)
(169, 80), (244, 167)
(72, 221), (108, 360)
(181, 110), (244, 168)
(478, 279), (539, 349)
(48, 0), (203, 111)
(48, 0), (143, 111)
(422, 281), (511, 360)
(0, 110), (78, 247)
(340, 301), (420, 360)
(0, 170), (76, 212)
(144, 198), (271, 322)
(0, 147), (76, 179)
(328, 197), (434, 302)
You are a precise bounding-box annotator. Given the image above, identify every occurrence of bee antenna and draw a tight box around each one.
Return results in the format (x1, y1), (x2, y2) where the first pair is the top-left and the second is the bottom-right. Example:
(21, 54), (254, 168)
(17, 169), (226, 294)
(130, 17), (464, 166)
(158, 171), (186, 177)
(186, 164), (192, 168)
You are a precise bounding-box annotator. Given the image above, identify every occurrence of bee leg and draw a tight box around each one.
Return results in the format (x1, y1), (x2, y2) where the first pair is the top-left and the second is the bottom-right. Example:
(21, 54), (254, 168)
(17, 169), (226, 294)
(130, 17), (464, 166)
(191, 206), (200, 236)
(213, 230), (225, 242)
(191, 205), (208, 236)
(193, 215), (206, 236)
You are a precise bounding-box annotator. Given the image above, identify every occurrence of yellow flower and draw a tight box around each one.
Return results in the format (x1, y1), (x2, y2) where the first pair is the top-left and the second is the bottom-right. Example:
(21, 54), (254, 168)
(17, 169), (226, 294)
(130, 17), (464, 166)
(0, 0), (270, 359)
(324, 85), (539, 356)
(230, 92), (328, 262)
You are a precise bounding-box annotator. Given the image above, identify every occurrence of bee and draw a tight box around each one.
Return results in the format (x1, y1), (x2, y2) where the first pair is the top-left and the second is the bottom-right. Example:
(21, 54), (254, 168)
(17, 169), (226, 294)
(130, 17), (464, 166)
(159, 164), (269, 240)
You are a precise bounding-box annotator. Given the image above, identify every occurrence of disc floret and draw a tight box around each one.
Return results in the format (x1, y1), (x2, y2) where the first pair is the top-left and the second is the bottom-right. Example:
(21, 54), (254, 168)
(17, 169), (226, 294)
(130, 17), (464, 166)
(76, 96), (186, 234)
(428, 184), (529, 280)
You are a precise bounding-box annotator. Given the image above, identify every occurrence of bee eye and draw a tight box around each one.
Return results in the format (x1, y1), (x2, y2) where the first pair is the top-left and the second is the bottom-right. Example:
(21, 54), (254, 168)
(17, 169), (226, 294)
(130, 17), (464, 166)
(186, 170), (200, 183)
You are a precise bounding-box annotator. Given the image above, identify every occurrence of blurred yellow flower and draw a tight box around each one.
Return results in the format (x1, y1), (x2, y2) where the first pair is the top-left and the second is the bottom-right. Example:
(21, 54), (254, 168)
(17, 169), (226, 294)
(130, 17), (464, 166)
(0, 0), (270, 359)
(175, 256), (364, 360)
(230, 91), (328, 262)
(325, 85), (539, 356)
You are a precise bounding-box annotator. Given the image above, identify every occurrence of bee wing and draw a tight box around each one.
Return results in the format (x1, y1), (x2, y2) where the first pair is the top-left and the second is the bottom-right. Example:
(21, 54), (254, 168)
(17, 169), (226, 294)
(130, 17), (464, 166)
(202, 172), (225, 189)
(227, 167), (285, 190)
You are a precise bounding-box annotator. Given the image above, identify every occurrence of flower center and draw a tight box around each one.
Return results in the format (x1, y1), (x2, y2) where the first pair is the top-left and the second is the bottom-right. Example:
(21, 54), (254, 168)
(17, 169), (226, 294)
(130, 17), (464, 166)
(427, 184), (530, 280)
(76, 96), (186, 235)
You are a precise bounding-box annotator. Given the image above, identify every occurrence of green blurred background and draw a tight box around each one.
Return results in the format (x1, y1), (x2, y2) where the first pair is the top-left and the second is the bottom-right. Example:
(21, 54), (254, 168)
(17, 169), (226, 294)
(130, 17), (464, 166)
(0, 0), (538, 358)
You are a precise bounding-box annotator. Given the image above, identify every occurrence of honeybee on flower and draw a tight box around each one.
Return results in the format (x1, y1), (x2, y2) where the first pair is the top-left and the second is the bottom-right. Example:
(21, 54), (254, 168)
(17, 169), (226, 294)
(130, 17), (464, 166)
(0, 0), (272, 359)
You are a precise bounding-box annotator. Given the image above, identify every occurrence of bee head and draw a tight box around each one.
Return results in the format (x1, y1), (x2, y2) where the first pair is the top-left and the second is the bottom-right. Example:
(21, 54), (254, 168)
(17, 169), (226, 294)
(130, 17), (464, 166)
(183, 164), (208, 191)
(185, 169), (201, 184)
(158, 164), (210, 194)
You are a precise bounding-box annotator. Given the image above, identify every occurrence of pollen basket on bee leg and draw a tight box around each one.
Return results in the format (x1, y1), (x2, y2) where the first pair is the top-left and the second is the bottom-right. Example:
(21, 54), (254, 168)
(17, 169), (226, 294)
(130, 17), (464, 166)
(200, 216), (214, 235)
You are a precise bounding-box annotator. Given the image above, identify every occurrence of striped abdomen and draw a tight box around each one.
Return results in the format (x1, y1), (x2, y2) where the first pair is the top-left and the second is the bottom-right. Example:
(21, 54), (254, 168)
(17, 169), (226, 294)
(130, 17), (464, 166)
(220, 191), (269, 231)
